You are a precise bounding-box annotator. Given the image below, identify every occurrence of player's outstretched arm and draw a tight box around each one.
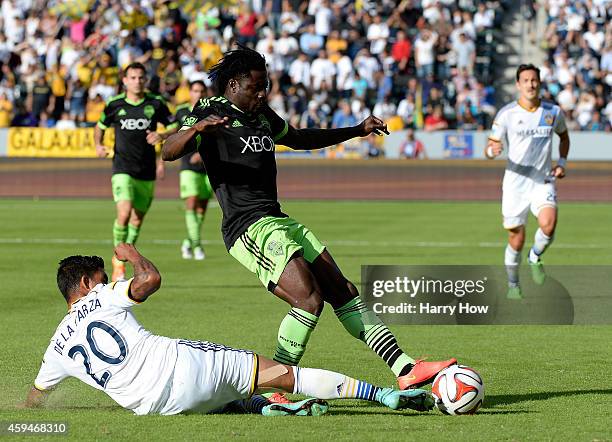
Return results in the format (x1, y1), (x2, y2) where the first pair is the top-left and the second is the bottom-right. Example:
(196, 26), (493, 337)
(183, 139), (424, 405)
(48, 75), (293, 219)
(162, 115), (229, 161)
(162, 127), (199, 161)
(280, 115), (389, 151)
(114, 244), (161, 302)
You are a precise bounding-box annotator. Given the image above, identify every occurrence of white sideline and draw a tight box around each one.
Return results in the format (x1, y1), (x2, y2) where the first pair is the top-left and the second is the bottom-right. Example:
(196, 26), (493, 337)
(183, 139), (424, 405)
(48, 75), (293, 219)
(0, 237), (609, 249)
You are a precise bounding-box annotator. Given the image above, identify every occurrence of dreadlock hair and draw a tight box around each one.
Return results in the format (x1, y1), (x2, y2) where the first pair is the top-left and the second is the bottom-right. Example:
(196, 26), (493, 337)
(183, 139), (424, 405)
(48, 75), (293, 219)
(57, 255), (105, 301)
(208, 45), (267, 95)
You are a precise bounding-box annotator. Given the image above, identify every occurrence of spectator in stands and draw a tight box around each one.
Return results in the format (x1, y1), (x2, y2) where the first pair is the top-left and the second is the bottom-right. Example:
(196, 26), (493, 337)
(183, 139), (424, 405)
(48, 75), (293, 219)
(400, 128), (427, 159)
(0, 91), (12, 127)
(332, 100), (357, 129)
(84, 93), (105, 127)
(397, 92), (416, 128)
(5, 0), (605, 134)
(55, 112), (77, 129)
(582, 21), (605, 56)
(235, 3), (263, 47)
(575, 91), (597, 130)
(373, 95), (397, 123)
(311, 50), (336, 91)
(424, 106), (448, 132)
(557, 83), (577, 119)
(301, 99), (326, 129)
(414, 29), (437, 79)
(363, 133), (384, 158)
(314, 0), (333, 39)
(474, 3), (494, 31)
(391, 30), (411, 74)
(354, 48), (380, 90)
(299, 23), (325, 58)
(453, 32), (476, 75)
(367, 12), (390, 55)
(289, 52), (311, 88)
(29, 74), (51, 121)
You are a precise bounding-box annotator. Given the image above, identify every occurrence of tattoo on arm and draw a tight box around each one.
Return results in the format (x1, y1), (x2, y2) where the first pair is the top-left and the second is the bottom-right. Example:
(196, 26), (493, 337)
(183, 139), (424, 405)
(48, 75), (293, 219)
(129, 254), (162, 302)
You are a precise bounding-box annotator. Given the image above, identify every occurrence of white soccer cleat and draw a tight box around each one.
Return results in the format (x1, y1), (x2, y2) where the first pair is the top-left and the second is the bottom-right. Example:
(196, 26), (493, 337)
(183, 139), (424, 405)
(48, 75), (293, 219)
(181, 240), (193, 260)
(193, 246), (206, 261)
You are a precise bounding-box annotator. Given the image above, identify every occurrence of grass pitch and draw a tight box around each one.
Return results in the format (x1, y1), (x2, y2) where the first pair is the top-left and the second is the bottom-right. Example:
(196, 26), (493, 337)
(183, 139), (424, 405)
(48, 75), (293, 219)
(0, 199), (610, 441)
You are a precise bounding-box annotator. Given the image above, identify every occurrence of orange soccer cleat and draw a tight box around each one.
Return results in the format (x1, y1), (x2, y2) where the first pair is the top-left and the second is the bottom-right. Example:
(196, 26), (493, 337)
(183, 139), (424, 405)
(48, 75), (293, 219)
(111, 256), (126, 282)
(266, 392), (292, 404)
(397, 358), (458, 390)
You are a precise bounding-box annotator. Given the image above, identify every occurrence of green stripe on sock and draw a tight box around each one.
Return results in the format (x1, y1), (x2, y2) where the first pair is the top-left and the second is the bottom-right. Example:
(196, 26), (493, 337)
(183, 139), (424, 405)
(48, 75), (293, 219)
(274, 308), (319, 365)
(113, 221), (128, 246)
(126, 224), (140, 245)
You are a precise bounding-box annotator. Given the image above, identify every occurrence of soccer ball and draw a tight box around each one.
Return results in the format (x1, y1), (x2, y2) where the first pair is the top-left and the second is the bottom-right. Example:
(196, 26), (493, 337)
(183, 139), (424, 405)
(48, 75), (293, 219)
(431, 365), (484, 415)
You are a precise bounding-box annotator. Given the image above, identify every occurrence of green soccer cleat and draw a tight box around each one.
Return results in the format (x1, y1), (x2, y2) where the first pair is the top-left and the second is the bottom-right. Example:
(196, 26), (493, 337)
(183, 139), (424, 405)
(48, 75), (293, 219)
(376, 388), (435, 412)
(506, 286), (523, 300)
(529, 260), (546, 285)
(261, 398), (329, 417)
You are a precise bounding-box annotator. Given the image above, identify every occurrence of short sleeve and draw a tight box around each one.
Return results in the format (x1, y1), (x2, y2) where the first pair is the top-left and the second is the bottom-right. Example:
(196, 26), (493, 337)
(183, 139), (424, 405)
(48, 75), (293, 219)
(34, 347), (69, 391)
(489, 108), (508, 142)
(178, 101), (216, 131)
(261, 105), (288, 142)
(103, 278), (142, 309)
(97, 102), (114, 130)
(554, 107), (567, 134)
(157, 100), (178, 130)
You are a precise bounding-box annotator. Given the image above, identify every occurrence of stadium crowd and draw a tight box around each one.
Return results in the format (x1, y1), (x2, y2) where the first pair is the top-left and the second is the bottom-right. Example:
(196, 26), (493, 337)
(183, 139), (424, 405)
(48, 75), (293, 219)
(539, 0), (612, 131)
(0, 0), (608, 133)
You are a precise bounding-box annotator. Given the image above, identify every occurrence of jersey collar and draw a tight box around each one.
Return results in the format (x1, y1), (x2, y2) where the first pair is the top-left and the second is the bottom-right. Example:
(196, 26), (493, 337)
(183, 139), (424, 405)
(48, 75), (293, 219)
(517, 99), (540, 112)
(125, 95), (145, 106)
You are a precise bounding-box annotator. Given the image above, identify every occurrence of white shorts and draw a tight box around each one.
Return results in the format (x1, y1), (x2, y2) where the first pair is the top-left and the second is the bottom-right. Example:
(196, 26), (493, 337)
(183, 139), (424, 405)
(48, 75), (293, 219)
(502, 182), (557, 229)
(160, 340), (257, 415)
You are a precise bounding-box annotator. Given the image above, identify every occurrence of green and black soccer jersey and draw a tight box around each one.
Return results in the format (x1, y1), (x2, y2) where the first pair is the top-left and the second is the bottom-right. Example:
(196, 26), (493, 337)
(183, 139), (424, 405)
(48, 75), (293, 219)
(176, 102), (206, 174)
(98, 92), (178, 180)
(180, 96), (289, 249)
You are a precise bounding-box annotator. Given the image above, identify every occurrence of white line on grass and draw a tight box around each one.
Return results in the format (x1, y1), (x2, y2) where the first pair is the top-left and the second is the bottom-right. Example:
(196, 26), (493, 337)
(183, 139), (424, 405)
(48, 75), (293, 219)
(0, 238), (609, 249)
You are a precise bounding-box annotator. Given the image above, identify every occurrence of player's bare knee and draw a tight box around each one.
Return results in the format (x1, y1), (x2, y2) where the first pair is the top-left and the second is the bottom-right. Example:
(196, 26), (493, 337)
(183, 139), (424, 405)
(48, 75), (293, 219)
(539, 219), (556, 236)
(508, 229), (525, 250)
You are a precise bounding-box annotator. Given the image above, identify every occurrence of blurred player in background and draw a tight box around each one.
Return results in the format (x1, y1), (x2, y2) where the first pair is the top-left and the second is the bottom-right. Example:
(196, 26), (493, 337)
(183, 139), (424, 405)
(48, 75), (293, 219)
(174, 80), (212, 261)
(23, 244), (434, 416)
(163, 47), (456, 397)
(486, 64), (570, 299)
(94, 62), (178, 281)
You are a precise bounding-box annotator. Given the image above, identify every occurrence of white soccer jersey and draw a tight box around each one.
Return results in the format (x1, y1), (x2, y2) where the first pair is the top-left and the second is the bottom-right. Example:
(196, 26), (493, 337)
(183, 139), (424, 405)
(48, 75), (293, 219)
(34, 279), (179, 415)
(490, 100), (567, 191)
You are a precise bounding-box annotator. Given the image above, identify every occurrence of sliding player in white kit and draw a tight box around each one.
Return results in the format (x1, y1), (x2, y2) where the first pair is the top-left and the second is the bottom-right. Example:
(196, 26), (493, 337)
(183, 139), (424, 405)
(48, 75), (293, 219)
(486, 64), (570, 299)
(23, 244), (434, 416)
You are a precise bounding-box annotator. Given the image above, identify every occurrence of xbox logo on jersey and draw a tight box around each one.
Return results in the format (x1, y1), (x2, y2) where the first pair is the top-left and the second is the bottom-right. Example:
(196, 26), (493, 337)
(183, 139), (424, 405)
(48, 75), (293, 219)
(240, 135), (275, 153)
(120, 118), (152, 130)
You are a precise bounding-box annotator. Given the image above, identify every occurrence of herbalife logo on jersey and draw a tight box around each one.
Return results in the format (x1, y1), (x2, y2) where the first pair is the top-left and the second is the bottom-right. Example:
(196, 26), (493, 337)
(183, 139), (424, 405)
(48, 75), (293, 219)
(240, 136), (275, 153)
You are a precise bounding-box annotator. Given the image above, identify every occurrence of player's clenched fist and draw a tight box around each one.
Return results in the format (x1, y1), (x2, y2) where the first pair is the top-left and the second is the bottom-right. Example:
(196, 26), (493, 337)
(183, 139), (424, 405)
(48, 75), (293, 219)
(114, 243), (140, 262)
(193, 115), (230, 132)
(96, 144), (109, 158)
(485, 139), (503, 159)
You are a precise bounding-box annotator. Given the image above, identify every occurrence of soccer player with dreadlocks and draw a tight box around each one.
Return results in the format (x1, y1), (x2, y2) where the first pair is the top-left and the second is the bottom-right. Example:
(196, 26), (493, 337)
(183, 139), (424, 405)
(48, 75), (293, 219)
(162, 47), (456, 397)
